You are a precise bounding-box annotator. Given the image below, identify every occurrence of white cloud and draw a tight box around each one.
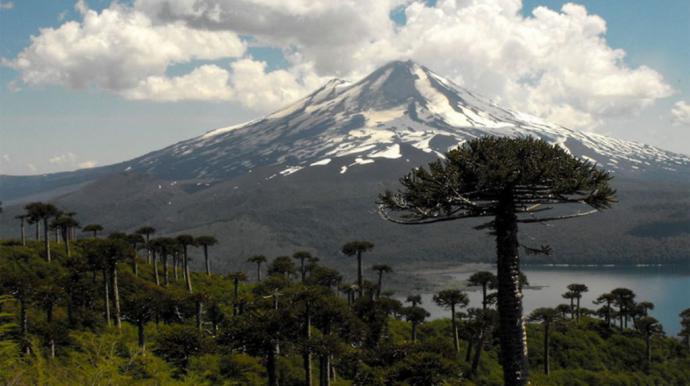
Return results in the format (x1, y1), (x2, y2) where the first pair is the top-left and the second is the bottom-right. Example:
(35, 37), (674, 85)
(4, 0), (676, 129)
(0, 1), (13, 10)
(124, 64), (234, 102)
(671, 101), (690, 126)
(5, 2), (245, 94)
(78, 160), (98, 169)
(49, 152), (77, 165)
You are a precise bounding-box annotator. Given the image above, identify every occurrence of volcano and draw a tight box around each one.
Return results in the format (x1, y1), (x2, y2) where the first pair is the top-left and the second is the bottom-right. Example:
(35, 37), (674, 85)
(2, 61), (689, 268)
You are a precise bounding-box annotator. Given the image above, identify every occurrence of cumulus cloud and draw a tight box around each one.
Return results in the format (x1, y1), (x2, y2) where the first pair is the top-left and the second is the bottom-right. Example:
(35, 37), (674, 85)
(5, 2), (245, 95)
(671, 101), (690, 126)
(3, 0), (676, 127)
(78, 160), (98, 169)
(49, 152), (77, 165)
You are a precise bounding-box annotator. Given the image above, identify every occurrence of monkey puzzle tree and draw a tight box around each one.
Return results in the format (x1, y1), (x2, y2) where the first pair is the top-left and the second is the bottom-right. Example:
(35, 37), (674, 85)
(175, 234), (196, 293)
(637, 316), (662, 373)
(341, 241), (374, 299)
(14, 214), (28, 246)
(528, 307), (561, 375)
(126, 233), (144, 276)
(433, 289), (469, 353)
(247, 255), (267, 282)
(468, 271), (496, 310)
(594, 292), (616, 327)
(566, 283), (588, 322)
(227, 271), (247, 315)
(24, 202), (60, 262)
(403, 305), (429, 342)
(52, 214), (79, 257)
(561, 291), (578, 320)
(611, 287), (636, 330)
(82, 224), (103, 238)
(406, 294), (422, 307)
(292, 251), (313, 283)
(195, 235), (217, 276)
(268, 256), (297, 281)
(371, 264), (393, 299)
(378, 136), (615, 385)
(679, 308), (690, 350)
(135, 226), (155, 263)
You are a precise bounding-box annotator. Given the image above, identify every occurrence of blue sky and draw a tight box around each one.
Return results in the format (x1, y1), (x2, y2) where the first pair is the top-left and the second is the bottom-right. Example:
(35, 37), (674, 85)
(0, 0), (688, 175)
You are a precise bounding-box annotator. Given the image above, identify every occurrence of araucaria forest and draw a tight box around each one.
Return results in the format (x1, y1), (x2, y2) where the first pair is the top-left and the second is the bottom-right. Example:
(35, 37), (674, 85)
(1, 138), (689, 385)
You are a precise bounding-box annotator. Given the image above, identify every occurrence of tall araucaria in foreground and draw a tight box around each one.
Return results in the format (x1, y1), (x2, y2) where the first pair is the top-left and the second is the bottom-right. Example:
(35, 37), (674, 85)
(378, 136), (615, 386)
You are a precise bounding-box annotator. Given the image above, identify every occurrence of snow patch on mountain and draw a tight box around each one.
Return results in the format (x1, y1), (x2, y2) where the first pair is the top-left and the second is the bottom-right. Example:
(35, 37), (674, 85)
(126, 60), (690, 180)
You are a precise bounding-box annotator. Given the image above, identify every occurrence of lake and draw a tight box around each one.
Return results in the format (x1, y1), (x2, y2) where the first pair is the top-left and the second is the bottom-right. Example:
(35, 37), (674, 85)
(411, 264), (690, 335)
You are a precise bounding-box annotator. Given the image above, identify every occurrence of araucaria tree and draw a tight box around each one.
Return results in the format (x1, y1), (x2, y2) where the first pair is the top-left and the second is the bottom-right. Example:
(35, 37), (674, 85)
(83, 224), (104, 238)
(247, 255), (267, 282)
(24, 202), (60, 262)
(176, 235), (196, 293)
(528, 307), (561, 375)
(378, 136), (615, 385)
(433, 289), (469, 353)
(195, 236), (217, 276)
(468, 271), (496, 310)
(341, 241), (374, 299)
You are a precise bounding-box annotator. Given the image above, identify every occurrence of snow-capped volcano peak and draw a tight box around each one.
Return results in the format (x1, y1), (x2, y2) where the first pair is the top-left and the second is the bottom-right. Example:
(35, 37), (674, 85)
(129, 60), (690, 180)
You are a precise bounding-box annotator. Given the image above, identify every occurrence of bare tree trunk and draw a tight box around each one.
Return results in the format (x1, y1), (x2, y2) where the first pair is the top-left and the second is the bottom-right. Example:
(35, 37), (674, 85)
(43, 218), (51, 262)
(471, 326), (486, 377)
(112, 265), (121, 329)
(20, 219), (26, 246)
(173, 253), (179, 281)
(357, 252), (363, 299)
(451, 304), (459, 352)
(465, 338), (473, 362)
(153, 250), (160, 286)
(63, 228), (70, 257)
(376, 271), (383, 299)
(103, 269), (111, 327)
(132, 250), (138, 277)
(138, 320), (145, 350)
(495, 193), (528, 386)
(544, 323), (550, 375)
(411, 322), (417, 342)
(163, 253), (169, 286)
(304, 305), (312, 386)
(257, 263), (262, 282)
(35, 222), (40, 240)
(204, 245), (211, 276)
(184, 248), (193, 293)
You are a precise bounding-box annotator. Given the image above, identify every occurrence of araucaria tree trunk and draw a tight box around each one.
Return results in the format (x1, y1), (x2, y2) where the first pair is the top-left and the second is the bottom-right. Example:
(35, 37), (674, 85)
(112, 265), (121, 329)
(304, 304), (312, 386)
(152, 250), (160, 286)
(103, 269), (111, 326)
(43, 218), (51, 262)
(357, 252), (363, 299)
(19, 218), (26, 246)
(544, 323), (550, 375)
(495, 192), (529, 386)
(184, 247), (193, 293)
(138, 320), (145, 349)
(451, 304), (459, 352)
(204, 245), (211, 276)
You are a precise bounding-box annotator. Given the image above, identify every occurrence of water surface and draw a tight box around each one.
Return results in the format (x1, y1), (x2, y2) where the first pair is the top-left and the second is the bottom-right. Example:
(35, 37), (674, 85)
(412, 264), (690, 335)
